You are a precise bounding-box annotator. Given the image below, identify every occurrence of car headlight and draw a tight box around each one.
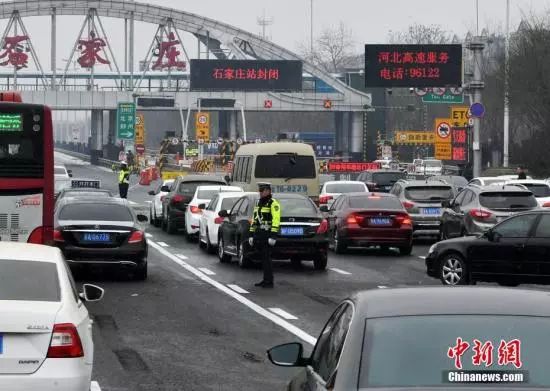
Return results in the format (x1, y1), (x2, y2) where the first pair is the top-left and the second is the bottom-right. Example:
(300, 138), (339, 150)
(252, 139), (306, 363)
(428, 244), (437, 254)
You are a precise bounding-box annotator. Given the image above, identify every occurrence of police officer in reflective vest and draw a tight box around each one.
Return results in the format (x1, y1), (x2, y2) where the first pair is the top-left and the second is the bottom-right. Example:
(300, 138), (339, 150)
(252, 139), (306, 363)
(118, 162), (130, 199)
(249, 182), (281, 288)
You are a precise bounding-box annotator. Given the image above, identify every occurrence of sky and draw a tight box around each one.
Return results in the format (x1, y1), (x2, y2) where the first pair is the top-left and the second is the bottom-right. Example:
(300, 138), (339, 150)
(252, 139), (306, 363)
(2, 0), (550, 74)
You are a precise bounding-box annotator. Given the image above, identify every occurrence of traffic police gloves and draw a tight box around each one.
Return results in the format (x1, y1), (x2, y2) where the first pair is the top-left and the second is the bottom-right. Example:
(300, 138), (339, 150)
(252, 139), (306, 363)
(268, 238), (276, 247)
(248, 237), (254, 247)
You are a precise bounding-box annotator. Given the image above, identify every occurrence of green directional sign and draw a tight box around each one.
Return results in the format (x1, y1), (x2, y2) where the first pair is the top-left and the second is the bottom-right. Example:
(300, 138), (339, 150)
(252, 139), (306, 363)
(116, 102), (136, 140)
(422, 93), (464, 104)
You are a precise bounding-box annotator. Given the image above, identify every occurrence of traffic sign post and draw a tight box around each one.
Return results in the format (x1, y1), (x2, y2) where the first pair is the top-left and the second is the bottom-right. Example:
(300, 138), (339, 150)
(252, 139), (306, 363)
(195, 112), (210, 142)
(423, 91), (464, 104)
(135, 113), (145, 147)
(116, 102), (136, 140)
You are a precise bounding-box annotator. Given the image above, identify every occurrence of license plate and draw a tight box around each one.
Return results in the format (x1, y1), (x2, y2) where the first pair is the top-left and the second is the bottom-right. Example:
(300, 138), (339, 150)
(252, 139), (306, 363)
(370, 217), (392, 226)
(71, 180), (100, 189)
(281, 227), (304, 236)
(421, 208), (441, 215)
(82, 233), (111, 243)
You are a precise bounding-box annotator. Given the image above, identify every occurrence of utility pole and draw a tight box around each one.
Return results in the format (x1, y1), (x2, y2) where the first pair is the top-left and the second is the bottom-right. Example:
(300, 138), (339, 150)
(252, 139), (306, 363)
(468, 36), (485, 178)
(503, 0), (510, 167)
(257, 10), (273, 40)
(310, 0), (314, 54)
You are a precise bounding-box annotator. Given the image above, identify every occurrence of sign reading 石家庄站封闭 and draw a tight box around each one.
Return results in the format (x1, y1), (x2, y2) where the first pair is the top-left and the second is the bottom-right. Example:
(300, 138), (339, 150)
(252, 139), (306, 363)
(190, 59), (303, 91)
(364, 44), (463, 88)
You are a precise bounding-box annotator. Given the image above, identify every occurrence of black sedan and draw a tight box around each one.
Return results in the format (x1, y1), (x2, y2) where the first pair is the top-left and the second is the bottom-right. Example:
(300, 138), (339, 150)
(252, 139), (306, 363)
(54, 197), (149, 280)
(426, 210), (550, 286)
(269, 287), (550, 390)
(217, 193), (329, 270)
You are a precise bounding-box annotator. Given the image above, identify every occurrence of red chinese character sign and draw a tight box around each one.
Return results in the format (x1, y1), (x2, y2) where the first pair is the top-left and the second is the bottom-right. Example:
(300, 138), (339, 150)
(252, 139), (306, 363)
(152, 32), (186, 71)
(365, 44), (462, 87)
(77, 31), (110, 69)
(0, 35), (30, 70)
(451, 127), (469, 163)
(190, 59), (302, 91)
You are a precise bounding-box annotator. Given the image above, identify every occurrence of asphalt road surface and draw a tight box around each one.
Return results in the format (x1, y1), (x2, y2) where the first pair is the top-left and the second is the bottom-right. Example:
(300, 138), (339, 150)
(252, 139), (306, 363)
(55, 152), (437, 391)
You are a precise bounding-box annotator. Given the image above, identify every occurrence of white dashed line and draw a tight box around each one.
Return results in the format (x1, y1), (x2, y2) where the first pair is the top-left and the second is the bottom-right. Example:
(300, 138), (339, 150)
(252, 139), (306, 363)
(145, 200), (152, 203)
(227, 284), (249, 294)
(128, 201), (138, 205)
(157, 241), (170, 247)
(268, 308), (298, 320)
(198, 267), (216, 276)
(329, 267), (351, 275)
(378, 285), (388, 289)
(145, 233), (153, 238)
(91, 381), (102, 391)
(148, 241), (316, 346)
(176, 254), (189, 260)
(418, 256), (426, 260)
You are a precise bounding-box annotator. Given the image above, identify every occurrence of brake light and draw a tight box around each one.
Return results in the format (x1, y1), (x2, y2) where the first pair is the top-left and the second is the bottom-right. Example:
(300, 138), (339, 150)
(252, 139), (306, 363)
(53, 229), (65, 243)
(319, 195), (333, 204)
(346, 214), (359, 226)
(543, 201), (550, 208)
(368, 195), (381, 199)
(469, 209), (492, 219)
(172, 195), (184, 204)
(190, 205), (202, 214)
(27, 226), (53, 245)
(128, 230), (144, 244)
(47, 323), (84, 358)
(214, 217), (224, 224)
(317, 219), (329, 234)
(395, 215), (413, 228)
(402, 201), (414, 209)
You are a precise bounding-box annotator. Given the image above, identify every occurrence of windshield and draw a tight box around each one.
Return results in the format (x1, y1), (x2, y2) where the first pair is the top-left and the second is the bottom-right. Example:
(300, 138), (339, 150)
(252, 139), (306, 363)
(520, 184), (550, 198)
(325, 183), (366, 193)
(372, 172), (406, 185)
(484, 178), (506, 185)
(59, 203), (133, 221)
(255, 155), (316, 179)
(405, 186), (454, 202)
(197, 189), (221, 200)
(348, 195), (404, 210)
(0, 260), (60, 301)
(279, 197), (318, 217)
(360, 315), (550, 388)
(220, 197), (242, 211)
(480, 192), (538, 210)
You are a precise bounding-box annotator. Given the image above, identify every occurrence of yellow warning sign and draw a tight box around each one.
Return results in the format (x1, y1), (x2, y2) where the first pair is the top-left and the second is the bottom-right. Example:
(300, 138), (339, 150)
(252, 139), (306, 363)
(195, 112), (210, 142)
(394, 131), (435, 145)
(435, 142), (452, 160)
(451, 106), (470, 128)
(135, 113), (145, 145)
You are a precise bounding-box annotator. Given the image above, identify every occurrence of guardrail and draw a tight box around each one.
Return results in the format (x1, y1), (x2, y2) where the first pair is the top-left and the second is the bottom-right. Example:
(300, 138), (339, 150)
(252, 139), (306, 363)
(54, 148), (118, 170)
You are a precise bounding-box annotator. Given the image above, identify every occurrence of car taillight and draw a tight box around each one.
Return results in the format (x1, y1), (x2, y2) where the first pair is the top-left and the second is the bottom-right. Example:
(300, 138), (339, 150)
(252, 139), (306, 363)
(402, 201), (415, 209)
(319, 195), (333, 204)
(190, 205), (202, 214)
(543, 201), (550, 208)
(346, 214), (360, 226)
(395, 215), (413, 228)
(128, 230), (144, 244)
(469, 209), (492, 219)
(214, 217), (224, 224)
(28, 226), (53, 245)
(317, 219), (329, 234)
(172, 195), (184, 204)
(47, 323), (84, 358)
(53, 229), (64, 243)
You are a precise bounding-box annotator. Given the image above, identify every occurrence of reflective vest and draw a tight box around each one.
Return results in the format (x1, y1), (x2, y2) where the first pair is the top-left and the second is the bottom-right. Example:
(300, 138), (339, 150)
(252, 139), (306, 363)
(118, 169), (130, 184)
(250, 197), (281, 234)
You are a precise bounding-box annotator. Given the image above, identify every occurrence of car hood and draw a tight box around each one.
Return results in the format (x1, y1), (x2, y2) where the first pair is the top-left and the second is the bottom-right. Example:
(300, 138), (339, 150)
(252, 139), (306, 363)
(440, 235), (481, 246)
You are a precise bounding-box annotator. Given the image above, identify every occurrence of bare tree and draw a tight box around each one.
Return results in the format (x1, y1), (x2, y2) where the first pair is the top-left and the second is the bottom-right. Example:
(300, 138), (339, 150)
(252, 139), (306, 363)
(388, 23), (452, 44)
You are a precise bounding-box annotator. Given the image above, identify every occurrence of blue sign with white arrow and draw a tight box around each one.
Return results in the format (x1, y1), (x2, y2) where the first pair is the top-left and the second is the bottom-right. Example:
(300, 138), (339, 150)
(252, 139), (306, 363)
(469, 102), (485, 118)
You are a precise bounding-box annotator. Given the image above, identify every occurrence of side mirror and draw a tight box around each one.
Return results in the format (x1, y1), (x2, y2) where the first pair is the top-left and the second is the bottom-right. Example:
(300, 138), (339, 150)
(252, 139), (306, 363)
(68, 173), (73, 178)
(67, 170), (72, 174)
(218, 210), (229, 218)
(79, 284), (104, 302)
(224, 175), (231, 183)
(160, 185), (170, 192)
(319, 205), (329, 213)
(198, 203), (206, 210)
(267, 342), (307, 367)
(148, 190), (156, 196)
(137, 214), (148, 223)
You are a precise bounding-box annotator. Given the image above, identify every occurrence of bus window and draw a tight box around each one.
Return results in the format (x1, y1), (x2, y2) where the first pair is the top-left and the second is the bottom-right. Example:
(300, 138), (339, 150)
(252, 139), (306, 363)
(245, 157), (253, 182)
(241, 157), (249, 183)
(255, 155), (316, 179)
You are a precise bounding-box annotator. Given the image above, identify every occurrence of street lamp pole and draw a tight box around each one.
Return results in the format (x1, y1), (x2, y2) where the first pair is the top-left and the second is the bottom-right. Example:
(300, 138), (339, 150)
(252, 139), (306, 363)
(503, 0), (510, 167)
(310, 0), (313, 55)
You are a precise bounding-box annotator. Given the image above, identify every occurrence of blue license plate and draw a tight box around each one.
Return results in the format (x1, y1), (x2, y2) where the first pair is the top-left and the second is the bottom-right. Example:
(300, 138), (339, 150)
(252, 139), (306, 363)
(0, 334), (3, 354)
(82, 233), (111, 242)
(370, 217), (392, 226)
(281, 227), (304, 236)
(421, 208), (441, 215)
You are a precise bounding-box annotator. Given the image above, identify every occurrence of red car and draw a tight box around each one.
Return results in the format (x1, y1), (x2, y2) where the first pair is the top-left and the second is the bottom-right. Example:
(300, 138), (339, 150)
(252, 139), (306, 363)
(321, 192), (413, 255)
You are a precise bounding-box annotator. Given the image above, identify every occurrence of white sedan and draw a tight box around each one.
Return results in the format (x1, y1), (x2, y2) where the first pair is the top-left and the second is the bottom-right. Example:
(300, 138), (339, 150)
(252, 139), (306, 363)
(0, 242), (104, 391)
(199, 191), (255, 253)
(319, 180), (368, 207)
(54, 165), (73, 194)
(148, 179), (175, 227)
(505, 179), (550, 207)
(185, 185), (243, 240)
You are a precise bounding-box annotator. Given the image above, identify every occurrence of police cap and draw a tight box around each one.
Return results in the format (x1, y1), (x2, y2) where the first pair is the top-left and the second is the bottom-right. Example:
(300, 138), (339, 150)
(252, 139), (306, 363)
(257, 182), (272, 191)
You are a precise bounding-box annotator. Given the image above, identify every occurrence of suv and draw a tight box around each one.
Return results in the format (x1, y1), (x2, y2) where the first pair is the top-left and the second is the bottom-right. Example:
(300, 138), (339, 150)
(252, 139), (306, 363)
(390, 180), (454, 237)
(357, 169), (406, 193)
(161, 175), (227, 234)
(440, 184), (539, 239)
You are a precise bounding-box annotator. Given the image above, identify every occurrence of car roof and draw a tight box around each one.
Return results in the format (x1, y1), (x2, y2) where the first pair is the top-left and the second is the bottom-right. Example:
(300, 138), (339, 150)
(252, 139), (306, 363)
(506, 179), (548, 185)
(345, 192), (395, 198)
(60, 188), (109, 193)
(218, 191), (254, 198)
(196, 185), (241, 191)
(400, 180), (453, 187)
(57, 196), (129, 207)
(235, 142), (315, 155)
(0, 243), (62, 264)
(352, 287), (550, 318)
(54, 165), (66, 169)
(272, 193), (311, 200)
(179, 175), (226, 183)
(361, 169), (404, 174)
(479, 184), (533, 193)
(324, 180), (365, 185)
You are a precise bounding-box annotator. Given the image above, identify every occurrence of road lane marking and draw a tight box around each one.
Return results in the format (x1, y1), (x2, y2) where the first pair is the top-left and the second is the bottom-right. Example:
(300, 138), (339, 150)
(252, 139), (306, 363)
(129, 183), (141, 191)
(145, 200), (152, 203)
(91, 381), (102, 391)
(176, 254), (189, 260)
(329, 267), (351, 275)
(418, 256), (426, 260)
(227, 284), (249, 294)
(157, 241), (170, 247)
(148, 241), (317, 346)
(145, 233), (153, 238)
(198, 267), (216, 276)
(269, 308), (298, 320)
(378, 285), (388, 289)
